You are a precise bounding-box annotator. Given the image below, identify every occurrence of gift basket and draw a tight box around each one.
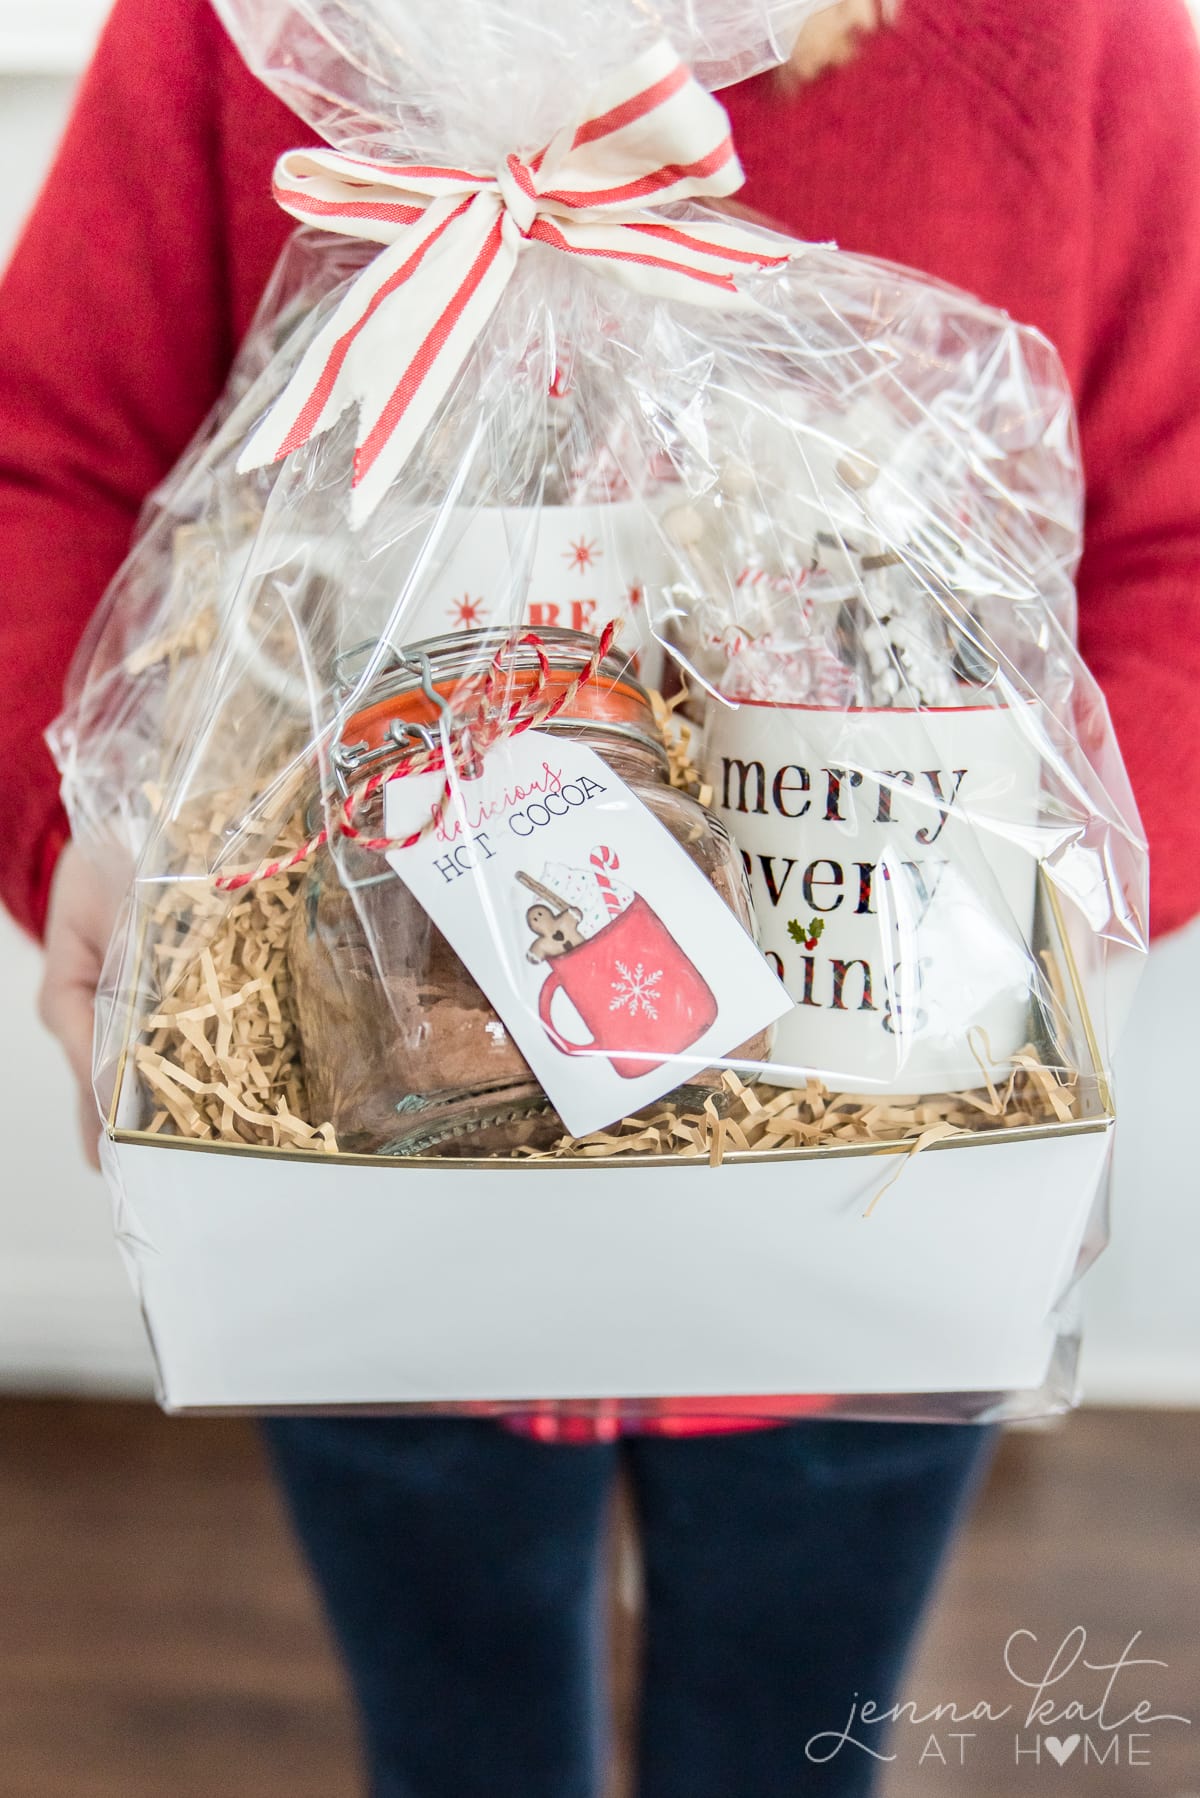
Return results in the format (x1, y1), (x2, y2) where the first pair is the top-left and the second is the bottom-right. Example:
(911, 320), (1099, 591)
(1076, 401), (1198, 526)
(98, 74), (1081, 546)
(49, 0), (1148, 1419)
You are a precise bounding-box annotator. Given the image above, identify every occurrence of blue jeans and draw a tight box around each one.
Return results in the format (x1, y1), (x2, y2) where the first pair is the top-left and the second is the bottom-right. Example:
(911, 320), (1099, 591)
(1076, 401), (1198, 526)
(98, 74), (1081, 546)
(264, 1416), (993, 1798)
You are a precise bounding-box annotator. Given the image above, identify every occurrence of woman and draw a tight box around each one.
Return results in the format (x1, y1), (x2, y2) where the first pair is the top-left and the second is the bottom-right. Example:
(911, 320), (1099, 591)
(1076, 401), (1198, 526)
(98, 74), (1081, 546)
(3, 1), (1199, 1793)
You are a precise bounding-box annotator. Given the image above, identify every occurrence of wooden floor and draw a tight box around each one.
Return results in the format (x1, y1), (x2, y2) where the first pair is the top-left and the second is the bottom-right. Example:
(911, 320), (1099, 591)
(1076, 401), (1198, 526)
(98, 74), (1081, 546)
(0, 1402), (1195, 1797)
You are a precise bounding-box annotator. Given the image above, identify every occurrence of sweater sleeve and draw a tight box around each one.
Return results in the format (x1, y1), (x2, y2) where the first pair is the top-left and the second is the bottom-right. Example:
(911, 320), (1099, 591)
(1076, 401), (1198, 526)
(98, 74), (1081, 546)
(0, 0), (234, 938)
(1075, 0), (1200, 939)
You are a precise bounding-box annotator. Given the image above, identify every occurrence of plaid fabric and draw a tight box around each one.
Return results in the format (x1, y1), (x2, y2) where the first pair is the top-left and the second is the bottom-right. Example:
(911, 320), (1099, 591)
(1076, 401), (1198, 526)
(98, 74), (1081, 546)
(504, 1396), (833, 1443)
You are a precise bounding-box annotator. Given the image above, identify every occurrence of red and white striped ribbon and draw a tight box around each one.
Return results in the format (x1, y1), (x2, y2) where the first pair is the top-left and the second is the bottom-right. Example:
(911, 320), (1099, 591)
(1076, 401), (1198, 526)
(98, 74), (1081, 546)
(237, 39), (792, 523)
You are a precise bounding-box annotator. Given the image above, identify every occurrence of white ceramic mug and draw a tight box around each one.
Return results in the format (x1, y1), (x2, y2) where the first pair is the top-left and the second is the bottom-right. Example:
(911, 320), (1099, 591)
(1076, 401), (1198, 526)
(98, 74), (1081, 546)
(385, 500), (675, 684)
(704, 700), (1042, 1093)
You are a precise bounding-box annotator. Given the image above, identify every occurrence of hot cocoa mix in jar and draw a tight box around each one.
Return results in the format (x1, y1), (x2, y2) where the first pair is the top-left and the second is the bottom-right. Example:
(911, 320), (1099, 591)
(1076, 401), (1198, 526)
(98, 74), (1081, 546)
(289, 628), (766, 1156)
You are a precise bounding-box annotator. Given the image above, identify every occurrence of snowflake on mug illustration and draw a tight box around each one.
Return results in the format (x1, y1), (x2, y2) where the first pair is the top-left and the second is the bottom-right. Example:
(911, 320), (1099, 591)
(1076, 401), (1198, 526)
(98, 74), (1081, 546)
(609, 962), (662, 1019)
(448, 593), (488, 628)
(564, 537), (600, 574)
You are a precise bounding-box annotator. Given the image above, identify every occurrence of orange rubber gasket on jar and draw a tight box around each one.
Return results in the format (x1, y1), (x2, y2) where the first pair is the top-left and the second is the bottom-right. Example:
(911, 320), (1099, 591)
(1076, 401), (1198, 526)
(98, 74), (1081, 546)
(344, 665), (650, 753)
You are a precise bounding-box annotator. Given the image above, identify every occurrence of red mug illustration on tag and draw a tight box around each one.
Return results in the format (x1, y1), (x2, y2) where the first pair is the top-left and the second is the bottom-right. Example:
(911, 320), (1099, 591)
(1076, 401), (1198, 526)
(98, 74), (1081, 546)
(535, 894), (718, 1078)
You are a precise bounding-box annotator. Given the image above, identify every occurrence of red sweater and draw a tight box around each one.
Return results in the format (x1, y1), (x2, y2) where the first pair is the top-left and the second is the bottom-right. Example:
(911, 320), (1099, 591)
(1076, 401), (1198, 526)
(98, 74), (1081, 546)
(2, 0), (1200, 942)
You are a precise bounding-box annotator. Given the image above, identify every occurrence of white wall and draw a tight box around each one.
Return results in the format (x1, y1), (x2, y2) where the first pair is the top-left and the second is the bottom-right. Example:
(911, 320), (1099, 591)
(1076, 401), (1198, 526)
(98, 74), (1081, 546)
(1, 28), (1199, 1403)
(1084, 927), (1200, 1404)
(0, 3), (105, 73)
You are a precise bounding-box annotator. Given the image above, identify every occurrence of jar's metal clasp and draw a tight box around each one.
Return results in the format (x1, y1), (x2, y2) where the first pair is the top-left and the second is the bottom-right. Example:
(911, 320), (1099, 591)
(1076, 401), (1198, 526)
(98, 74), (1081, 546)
(394, 647), (451, 725)
(386, 647), (453, 760)
(329, 648), (453, 799)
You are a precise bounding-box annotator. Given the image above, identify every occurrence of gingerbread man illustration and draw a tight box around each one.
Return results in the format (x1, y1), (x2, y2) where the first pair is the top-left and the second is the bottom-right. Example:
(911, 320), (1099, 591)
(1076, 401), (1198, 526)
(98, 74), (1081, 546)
(525, 901), (586, 963)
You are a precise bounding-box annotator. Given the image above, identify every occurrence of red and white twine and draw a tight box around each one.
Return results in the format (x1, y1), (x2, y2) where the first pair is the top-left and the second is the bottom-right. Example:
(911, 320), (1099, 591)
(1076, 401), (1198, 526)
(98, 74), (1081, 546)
(214, 622), (618, 893)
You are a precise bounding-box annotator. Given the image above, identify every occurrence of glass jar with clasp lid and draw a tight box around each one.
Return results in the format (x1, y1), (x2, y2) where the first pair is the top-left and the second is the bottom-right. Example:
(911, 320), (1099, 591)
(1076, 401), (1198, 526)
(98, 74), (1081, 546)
(289, 627), (767, 1156)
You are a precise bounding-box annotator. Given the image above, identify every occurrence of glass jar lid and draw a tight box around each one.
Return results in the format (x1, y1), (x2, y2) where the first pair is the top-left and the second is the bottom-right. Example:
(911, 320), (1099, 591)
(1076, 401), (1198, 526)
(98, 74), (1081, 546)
(336, 627), (668, 767)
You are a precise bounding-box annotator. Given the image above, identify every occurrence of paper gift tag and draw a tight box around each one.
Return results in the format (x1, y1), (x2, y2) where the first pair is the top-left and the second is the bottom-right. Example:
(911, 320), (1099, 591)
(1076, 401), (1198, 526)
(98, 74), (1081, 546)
(384, 730), (791, 1137)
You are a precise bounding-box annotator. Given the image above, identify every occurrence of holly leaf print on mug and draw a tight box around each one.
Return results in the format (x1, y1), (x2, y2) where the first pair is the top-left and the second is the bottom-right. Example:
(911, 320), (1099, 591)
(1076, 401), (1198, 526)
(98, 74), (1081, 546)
(787, 916), (826, 952)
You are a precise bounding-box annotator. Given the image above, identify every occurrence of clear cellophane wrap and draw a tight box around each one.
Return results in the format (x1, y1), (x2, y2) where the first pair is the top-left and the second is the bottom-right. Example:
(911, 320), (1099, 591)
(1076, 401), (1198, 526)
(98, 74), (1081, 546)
(49, 0), (1147, 1423)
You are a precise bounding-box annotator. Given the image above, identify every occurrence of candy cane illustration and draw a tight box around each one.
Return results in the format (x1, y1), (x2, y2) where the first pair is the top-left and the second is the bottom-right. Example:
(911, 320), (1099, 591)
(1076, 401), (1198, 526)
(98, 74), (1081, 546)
(590, 846), (625, 921)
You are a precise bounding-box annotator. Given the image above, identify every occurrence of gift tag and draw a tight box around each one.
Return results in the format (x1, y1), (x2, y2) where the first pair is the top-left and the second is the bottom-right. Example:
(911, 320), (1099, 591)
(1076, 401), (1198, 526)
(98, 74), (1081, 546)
(384, 730), (791, 1137)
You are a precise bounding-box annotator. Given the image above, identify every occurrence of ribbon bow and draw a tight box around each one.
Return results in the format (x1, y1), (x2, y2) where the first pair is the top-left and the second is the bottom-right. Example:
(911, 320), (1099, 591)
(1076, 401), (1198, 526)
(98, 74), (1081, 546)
(238, 40), (791, 523)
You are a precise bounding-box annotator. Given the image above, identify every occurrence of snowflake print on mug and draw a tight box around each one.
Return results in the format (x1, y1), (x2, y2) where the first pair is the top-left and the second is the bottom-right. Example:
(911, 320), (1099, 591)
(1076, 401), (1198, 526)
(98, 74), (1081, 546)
(448, 593), (488, 629)
(563, 537), (600, 574)
(610, 962), (662, 1019)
